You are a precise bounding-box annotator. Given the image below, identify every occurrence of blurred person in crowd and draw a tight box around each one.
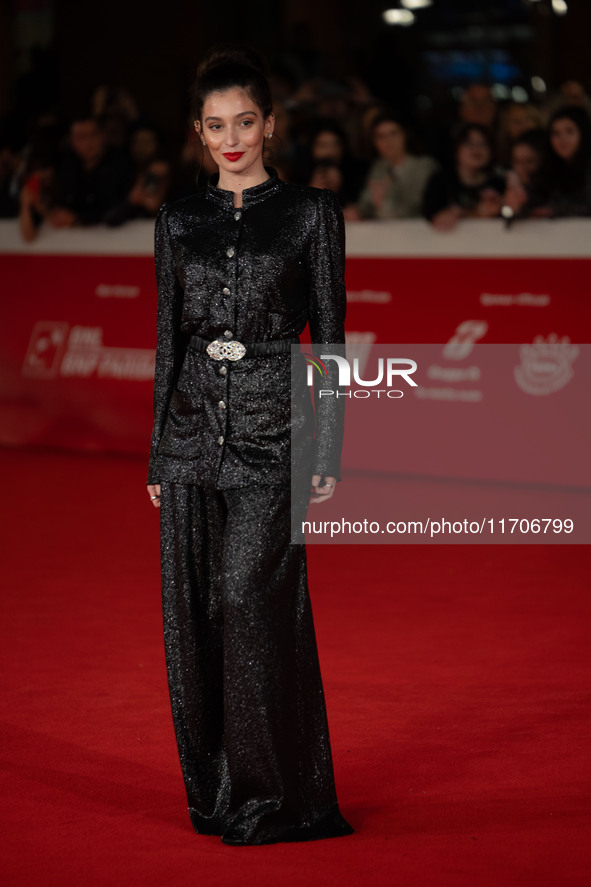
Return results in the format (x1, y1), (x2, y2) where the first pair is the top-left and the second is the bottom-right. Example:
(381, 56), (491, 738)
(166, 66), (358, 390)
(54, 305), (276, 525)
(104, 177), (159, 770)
(92, 86), (155, 155)
(0, 129), (23, 218)
(298, 119), (364, 204)
(47, 116), (132, 227)
(459, 84), (498, 132)
(129, 126), (163, 172)
(545, 80), (591, 120)
(346, 112), (437, 220)
(502, 129), (551, 220)
(547, 105), (591, 217)
(104, 156), (171, 226)
(497, 101), (544, 167)
(316, 80), (350, 127)
(96, 110), (131, 152)
(560, 80), (591, 110)
(354, 102), (390, 162)
(18, 143), (58, 241)
(92, 86), (141, 122)
(423, 122), (505, 231)
(308, 158), (346, 204)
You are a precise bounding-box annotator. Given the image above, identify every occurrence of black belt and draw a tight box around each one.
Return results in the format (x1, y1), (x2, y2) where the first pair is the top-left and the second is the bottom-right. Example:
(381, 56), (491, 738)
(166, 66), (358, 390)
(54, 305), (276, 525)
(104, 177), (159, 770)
(190, 334), (299, 361)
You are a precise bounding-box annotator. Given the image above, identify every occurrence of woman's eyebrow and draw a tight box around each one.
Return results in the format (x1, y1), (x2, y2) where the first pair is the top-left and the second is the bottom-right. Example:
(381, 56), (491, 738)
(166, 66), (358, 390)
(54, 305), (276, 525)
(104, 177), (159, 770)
(204, 111), (258, 122)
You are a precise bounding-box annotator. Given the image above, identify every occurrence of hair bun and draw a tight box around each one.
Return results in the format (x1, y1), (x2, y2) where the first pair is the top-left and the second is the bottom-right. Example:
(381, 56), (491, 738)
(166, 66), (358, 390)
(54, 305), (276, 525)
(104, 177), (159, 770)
(191, 43), (273, 122)
(196, 43), (266, 81)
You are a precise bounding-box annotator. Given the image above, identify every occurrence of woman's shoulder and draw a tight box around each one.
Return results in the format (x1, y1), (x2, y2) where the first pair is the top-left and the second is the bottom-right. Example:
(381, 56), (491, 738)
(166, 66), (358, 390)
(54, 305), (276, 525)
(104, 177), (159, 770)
(408, 153), (439, 172)
(277, 181), (343, 219)
(280, 179), (336, 203)
(156, 190), (208, 222)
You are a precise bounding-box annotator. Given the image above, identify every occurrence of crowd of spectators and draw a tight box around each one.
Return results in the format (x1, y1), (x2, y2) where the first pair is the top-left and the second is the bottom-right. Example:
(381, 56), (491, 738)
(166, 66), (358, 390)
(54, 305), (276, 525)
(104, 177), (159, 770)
(2, 75), (591, 242)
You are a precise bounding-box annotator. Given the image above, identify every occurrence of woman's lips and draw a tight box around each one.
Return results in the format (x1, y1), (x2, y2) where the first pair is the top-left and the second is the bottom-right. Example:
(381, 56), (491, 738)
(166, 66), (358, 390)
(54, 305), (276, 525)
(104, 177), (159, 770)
(223, 152), (245, 161)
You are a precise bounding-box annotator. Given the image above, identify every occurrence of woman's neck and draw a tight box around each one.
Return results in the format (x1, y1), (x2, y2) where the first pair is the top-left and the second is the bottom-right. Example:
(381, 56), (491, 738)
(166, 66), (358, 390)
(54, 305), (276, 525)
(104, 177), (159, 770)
(216, 162), (270, 207)
(458, 164), (488, 186)
(385, 152), (406, 168)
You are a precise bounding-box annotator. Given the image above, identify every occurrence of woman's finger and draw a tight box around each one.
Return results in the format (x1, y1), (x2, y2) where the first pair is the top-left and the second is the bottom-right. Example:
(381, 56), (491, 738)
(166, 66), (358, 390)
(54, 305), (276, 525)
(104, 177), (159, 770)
(147, 483), (162, 508)
(310, 476), (336, 504)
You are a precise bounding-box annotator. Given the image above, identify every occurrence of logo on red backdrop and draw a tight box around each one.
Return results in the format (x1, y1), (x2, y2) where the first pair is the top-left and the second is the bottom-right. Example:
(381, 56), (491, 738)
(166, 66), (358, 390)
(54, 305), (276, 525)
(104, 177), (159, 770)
(22, 323), (155, 381)
(22, 321), (69, 378)
(418, 320), (485, 402)
(515, 334), (579, 396)
(442, 320), (488, 360)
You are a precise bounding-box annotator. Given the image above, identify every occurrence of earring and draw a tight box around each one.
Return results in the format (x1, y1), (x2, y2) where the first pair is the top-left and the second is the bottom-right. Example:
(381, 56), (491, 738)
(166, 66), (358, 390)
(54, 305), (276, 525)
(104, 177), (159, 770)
(267, 132), (273, 140)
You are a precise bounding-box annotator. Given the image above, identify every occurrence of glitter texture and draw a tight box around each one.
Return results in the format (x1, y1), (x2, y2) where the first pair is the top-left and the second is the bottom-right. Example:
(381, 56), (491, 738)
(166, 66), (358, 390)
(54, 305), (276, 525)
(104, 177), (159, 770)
(148, 167), (352, 844)
(147, 167), (346, 488)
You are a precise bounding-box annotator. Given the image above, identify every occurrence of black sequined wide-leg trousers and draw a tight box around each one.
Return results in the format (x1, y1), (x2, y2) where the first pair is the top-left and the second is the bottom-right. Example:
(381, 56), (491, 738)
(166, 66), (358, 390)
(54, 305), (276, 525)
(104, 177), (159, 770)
(159, 481), (353, 845)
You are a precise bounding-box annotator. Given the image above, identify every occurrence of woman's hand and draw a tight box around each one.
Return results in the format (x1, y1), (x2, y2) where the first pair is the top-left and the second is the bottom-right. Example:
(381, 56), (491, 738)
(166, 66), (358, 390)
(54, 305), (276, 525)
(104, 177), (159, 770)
(431, 206), (462, 231)
(147, 483), (161, 508)
(342, 204), (362, 221)
(369, 178), (388, 211)
(310, 475), (336, 504)
(476, 188), (503, 218)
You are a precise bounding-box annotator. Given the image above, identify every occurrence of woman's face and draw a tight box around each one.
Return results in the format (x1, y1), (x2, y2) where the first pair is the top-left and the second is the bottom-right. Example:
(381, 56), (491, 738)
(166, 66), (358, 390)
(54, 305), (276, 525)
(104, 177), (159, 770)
(312, 131), (343, 163)
(506, 105), (535, 141)
(511, 143), (540, 185)
(131, 128), (158, 165)
(550, 118), (581, 161)
(309, 164), (343, 193)
(373, 121), (406, 163)
(457, 130), (491, 171)
(199, 87), (273, 177)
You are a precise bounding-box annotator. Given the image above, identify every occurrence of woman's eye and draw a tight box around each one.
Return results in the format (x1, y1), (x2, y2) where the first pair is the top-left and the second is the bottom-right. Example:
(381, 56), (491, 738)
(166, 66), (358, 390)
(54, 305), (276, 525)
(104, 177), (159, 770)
(209, 124), (221, 131)
(241, 119), (254, 127)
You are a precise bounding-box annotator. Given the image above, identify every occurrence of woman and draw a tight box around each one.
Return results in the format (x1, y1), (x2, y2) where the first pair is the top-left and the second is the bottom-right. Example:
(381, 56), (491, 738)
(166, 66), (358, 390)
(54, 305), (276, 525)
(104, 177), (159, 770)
(347, 111), (437, 220)
(547, 105), (591, 217)
(299, 119), (365, 207)
(146, 46), (353, 846)
(422, 122), (505, 231)
(496, 101), (543, 167)
(502, 128), (551, 220)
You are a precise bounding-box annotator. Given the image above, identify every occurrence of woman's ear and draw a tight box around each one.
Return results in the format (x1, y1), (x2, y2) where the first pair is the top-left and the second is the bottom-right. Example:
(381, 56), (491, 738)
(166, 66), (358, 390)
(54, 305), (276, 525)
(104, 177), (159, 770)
(194, 120), (206, 147)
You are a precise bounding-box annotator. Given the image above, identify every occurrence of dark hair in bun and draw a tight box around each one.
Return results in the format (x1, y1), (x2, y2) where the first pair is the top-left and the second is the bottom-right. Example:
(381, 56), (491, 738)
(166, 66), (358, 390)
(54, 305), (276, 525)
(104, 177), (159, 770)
(191, 44), (273, 122)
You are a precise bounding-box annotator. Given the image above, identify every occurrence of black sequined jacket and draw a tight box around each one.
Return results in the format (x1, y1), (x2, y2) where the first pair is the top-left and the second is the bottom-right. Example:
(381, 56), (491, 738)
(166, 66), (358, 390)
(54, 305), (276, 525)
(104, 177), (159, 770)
(147, 167), (346, 489)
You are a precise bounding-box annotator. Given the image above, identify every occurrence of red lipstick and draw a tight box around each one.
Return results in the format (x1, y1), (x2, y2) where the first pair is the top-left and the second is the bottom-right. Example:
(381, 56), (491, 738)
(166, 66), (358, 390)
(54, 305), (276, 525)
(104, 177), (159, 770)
(223, 152), (245, 161)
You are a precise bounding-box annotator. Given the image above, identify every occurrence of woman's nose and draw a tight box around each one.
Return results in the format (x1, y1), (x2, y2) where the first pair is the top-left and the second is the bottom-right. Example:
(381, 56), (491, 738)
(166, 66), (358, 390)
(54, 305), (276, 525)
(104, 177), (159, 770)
(225, 127), (240, 147)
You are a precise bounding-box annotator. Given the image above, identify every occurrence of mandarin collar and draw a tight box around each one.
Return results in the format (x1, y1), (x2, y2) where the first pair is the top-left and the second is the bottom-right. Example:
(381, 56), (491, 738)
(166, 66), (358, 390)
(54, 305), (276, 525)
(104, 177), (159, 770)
(206, 166), (282, 209)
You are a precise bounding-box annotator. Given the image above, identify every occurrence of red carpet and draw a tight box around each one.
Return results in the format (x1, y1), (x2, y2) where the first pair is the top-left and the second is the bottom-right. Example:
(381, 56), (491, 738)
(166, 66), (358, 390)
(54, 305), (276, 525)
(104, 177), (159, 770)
(2, 447), (590, 886)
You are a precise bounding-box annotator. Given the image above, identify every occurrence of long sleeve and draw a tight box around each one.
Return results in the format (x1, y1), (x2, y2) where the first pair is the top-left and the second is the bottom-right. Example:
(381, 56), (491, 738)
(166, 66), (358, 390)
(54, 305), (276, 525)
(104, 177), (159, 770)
(306, 188), (347, 481)
(421, 167), (452, 220)
(356, 162), (380, 219)
(147, 204), (187, 484)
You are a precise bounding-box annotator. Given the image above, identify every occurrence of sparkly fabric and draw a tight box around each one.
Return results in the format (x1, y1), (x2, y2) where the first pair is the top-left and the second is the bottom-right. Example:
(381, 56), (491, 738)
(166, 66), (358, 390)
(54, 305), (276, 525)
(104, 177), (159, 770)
(160, 481), (353, 844)
(148, 168), (352, 844)
(147, 166), (346, 488)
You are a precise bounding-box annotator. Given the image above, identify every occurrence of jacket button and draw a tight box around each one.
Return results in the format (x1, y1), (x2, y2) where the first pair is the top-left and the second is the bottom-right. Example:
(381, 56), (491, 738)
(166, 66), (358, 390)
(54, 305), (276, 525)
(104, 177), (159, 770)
(224, 330), (233, 339)
(234, 211), (242, 221)
(217, 436), (224, 445)
(226, 247), (235, 258)
(219, 366), (227, 376)
(218, 400), (226, 409)
(222, 287), (231, 295)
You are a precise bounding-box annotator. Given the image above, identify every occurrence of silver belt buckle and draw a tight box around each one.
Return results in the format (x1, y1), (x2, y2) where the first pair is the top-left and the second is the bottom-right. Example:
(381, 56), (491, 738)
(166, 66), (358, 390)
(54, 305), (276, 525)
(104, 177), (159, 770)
(206, 338), (246, 361)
